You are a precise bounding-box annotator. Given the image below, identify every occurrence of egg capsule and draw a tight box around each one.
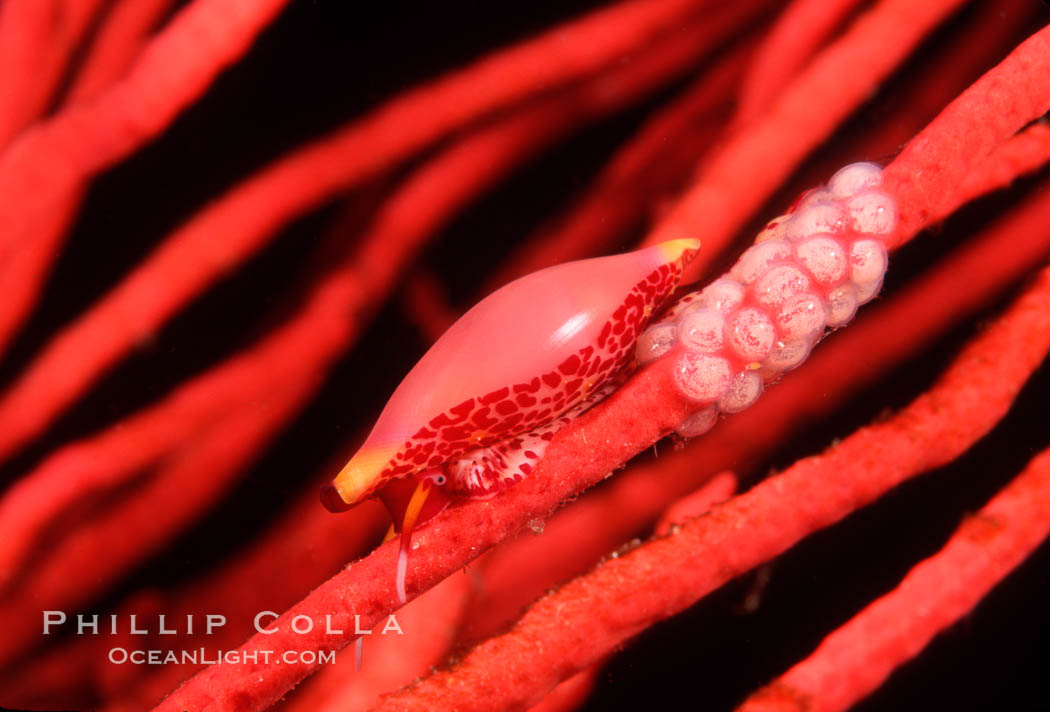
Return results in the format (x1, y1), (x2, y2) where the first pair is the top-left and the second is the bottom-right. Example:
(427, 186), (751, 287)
(636, 161), (896, 444)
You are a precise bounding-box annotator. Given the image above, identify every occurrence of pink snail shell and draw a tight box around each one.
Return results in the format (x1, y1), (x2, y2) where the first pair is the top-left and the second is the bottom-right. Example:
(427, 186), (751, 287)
(324, 238), (700, 510)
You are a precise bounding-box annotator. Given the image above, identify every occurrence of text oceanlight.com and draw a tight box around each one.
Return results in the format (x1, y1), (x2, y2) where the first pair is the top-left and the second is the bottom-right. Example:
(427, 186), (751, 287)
(107, 648), (336, 666)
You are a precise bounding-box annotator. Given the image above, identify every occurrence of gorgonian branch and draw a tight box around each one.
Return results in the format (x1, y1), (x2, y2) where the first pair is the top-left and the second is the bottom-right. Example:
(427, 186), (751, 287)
(738, 446), (1050, 712)
(0, 0), (291, 355)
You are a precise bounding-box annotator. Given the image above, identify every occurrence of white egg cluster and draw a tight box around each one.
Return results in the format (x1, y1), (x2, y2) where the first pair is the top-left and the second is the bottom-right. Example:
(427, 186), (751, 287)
(635, 162), (897, 438)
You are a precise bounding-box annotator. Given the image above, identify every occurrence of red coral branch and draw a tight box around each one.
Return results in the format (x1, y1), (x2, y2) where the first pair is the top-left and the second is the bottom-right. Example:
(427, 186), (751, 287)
(882, 23), (1050, 246)
(401, 268), (459, 345)
(408, 38), (755, 334)
(279, 574), (473, 712)
(0, 0), (106, 148)
(644, 0), (970, 274)
(734, 0), (864, 125)
(64, 0), (180, 104)
(371, 264), (1050, 712)
(654, 470), (737, 535)
(947, 121), (1050, 219)
(738, 446), (1050, 712)
(525, 666), (603, 712)
(0, 0), (56, 147)
(0, 275), (356, 591)
(840, 0), (1039, 162)
(0, 0), (710, 412)
(483, 39), (754, 290)
(0, 0), (291, 353)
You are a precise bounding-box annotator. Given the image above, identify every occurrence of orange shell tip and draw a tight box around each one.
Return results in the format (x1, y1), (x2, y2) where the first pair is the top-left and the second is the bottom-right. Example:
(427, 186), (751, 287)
(658, 238), (702, 264)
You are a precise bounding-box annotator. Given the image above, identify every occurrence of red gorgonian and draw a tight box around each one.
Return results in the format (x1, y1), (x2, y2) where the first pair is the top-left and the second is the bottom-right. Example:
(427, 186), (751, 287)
(0, 1), (1048, 710)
